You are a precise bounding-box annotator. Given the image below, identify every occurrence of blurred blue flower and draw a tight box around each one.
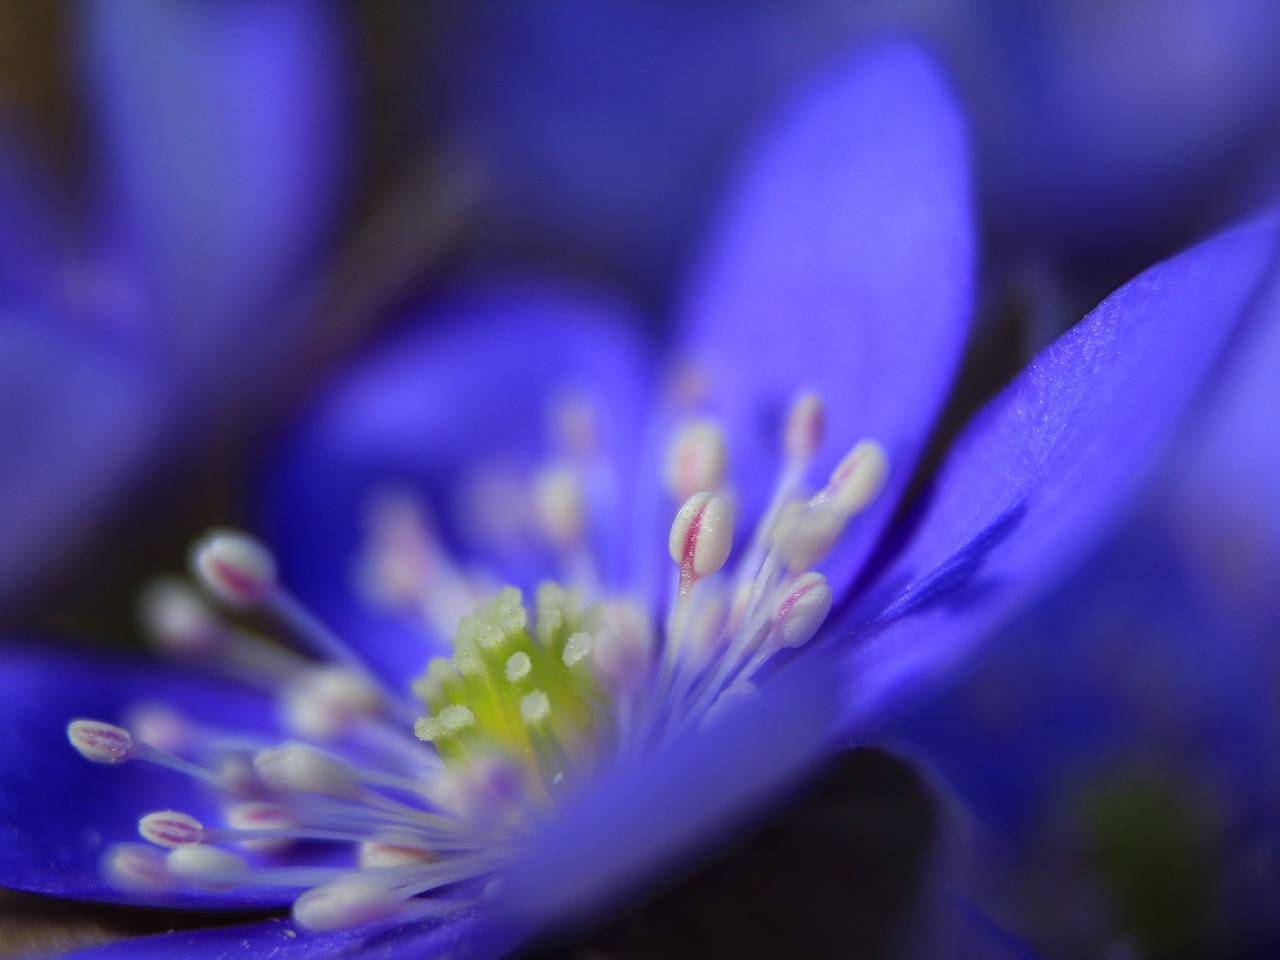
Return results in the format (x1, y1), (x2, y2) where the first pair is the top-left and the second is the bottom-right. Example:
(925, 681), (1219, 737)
(0, 0), (349, 606)
(429, 1), (1280, 300)
(0, 43), (1274, 958)
(894, 269), (1280, 954)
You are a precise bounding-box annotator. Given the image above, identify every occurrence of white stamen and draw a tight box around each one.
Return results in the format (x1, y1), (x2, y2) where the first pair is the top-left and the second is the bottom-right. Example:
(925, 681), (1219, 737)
(770, 572), (833, 650)
(591, 602), (654, 696)
(139, 578), (223, 656)
(504, 651), (532, 684)
(784, 392), (825, 464)
(68, 720), (134, 763)
(438, 705), (476, 734)
(166, 844), (250, 886)
(664, 419), (729, 502)
(254, 743), (364, 800)
(292, 875), (409, 932)
(123, 704), (191, 756)
(139, 810), (204, 848)
(668, 492), (734, 582)
(533, 462), (586, 547)
(102, 843), (173, 891)
(224, 802), (298, 851)
(282, 667), (384, 741)
(358, 841), (437, 870)
(562, 631), (592, 669)
(826, 440), (888, 516)
(520, 691), (551, 727)
(191, 529), (278, 608)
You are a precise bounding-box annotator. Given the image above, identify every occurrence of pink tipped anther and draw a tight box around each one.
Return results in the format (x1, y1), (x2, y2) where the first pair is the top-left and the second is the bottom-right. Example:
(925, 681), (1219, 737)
(224, 801), (298, 851)
(191, 529), (277, 608)
(358, 841), (437, 869)
(771, 572), (833, 649)
(139, 810), (204, 848)
(138, 578), (222, 656)
(664, 419), (729, 502)
(102, 843), (173, 891)
(68, 720), (134, 763)
(669, 491), (734, 581)
(293, 875), (405, 932)
(254, 743), (363, 800)
(784, 392), (825, 463)
(827, 441), (888, 516)
(125, 703), (191, 755)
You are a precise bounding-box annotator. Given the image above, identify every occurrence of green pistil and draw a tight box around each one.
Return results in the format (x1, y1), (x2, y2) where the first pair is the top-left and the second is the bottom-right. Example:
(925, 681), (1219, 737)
(414, 585), (610, 788)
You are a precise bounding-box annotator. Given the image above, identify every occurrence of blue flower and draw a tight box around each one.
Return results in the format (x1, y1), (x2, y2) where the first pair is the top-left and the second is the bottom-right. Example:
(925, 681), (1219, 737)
(0, 44), (1273, 958)
(894, 274), (1280, 955)
(0, 0), (349, 606)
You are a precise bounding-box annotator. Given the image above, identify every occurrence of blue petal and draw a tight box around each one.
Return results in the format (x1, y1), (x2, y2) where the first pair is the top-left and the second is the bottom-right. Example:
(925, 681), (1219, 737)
(0, 643), (289, 908)
(0, 316), (168, 607)
(63, 914), (504, 960)
(82, 0), (349, 388)
(839, 213), (1280, 736)
(493, 664), (839, 943)
(263, 283), (654, 683)
(678, 42), (975, 594)
(0, 126), (59, 307)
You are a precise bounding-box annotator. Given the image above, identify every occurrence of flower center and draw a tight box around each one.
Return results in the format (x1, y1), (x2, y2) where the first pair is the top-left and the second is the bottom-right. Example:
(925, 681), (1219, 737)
(64, 387), (888, 932)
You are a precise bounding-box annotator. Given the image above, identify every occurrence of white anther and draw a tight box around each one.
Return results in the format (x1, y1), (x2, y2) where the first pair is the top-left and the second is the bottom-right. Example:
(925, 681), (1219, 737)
(138, 578), (222, 656)
(293, 875), (405, 932)
(225, 802), (297, 851)
(784, 392), (825, 463)
(357, 491), (433, 608)
(254, 743), (363, 800)
(166, 844), (249, 886)
(191, 529), (278, 608)
(139, 810), (204, 848)
(771, 500), (848, 573)
(771, 572), (833, 649)
(282, 667), (383, 741)
(520, 690), (551, 726)
(669, 492), (734, 581)
(67, 720), (134, 763)
(533, 462), (586, 546)
(123, 704), (191, 755)
(102, 843), (173, 891)
(358, 841), (437, 870)
(664, 419), (729, 502)
(826, 441), (888, 516)
(562, 631), (592, 669)
(505, 651), (532, 684)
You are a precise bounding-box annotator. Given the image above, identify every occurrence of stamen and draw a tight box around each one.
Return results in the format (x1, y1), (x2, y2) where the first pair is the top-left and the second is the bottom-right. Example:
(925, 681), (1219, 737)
(784, 392), (825, 464)
(281, 667), (384, 741)
(102, 843), (173, 891)
(769, 572), (833, 650)
(166, 845), (250, 887)
(254, 743), (364, 800)
(532, 462), (586, 548)
(68, 720), (134, 763)
(191, 530), (277, 608)
(668, 492), (734, 584)
(138, 578), (223, 657)
(139, 811), (204, 848)
(663, 419), (729, 503)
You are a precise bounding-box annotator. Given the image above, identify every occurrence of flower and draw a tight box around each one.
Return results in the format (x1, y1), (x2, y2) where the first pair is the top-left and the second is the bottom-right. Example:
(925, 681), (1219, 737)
(0, 0), (348, 606)
(0, 43), (1275, 958)
(893, 272), (1280, 955)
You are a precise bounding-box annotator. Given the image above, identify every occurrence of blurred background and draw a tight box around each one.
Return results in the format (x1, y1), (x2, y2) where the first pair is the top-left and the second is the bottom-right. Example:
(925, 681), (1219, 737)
(2, 1), (1279, 957)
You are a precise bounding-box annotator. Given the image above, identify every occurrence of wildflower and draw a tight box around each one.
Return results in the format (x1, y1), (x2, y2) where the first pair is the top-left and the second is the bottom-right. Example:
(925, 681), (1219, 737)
(0, 0), (348, 605)
(0, 43), (1275, 957)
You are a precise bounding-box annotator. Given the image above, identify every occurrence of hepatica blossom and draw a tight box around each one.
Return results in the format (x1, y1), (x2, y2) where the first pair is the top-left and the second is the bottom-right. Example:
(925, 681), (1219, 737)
(1, 45), (1276, 958)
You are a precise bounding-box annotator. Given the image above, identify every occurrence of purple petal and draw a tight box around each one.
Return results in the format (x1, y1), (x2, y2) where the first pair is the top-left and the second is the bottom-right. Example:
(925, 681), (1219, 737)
(263, 283), (654, 683)
(678, 41), (975, 593)
(493, 664), (839, 943)
(839, 214), (1280, 736)
(0, 643), (288, 908)
(82, 0), (349, 388)
(0, 317), (167, 607)
(63, 914), (505, 960)
(0, 126), (59, 307)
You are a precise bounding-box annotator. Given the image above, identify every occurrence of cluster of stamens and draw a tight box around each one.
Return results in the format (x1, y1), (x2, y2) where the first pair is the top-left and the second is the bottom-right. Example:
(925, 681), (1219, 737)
(66, 387), (887, 932)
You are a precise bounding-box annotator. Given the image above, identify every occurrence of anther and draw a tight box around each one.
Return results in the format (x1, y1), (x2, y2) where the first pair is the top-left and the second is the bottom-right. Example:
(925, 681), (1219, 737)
(139, 578), (223, 656)
(139, 811), (204, 848)
(68, 720), (134, 763)
(826, 440), (888, 516)
(533, 462), (586, 547)
(166, 844), (249, 886)
(520, 691), (552, 727)
(358, 841), (437, 869)
(664, 419), (729, 502)
(191, 529), (277, 608)
(282, 667), (384, 741)
(770, 572), (833, 650)
(254, 743), (364, 800)
(668, 492), (734, 582)
(102, 843), (173, 891)
(292, 875), (406, 932)
(784, 392), (825, 464)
